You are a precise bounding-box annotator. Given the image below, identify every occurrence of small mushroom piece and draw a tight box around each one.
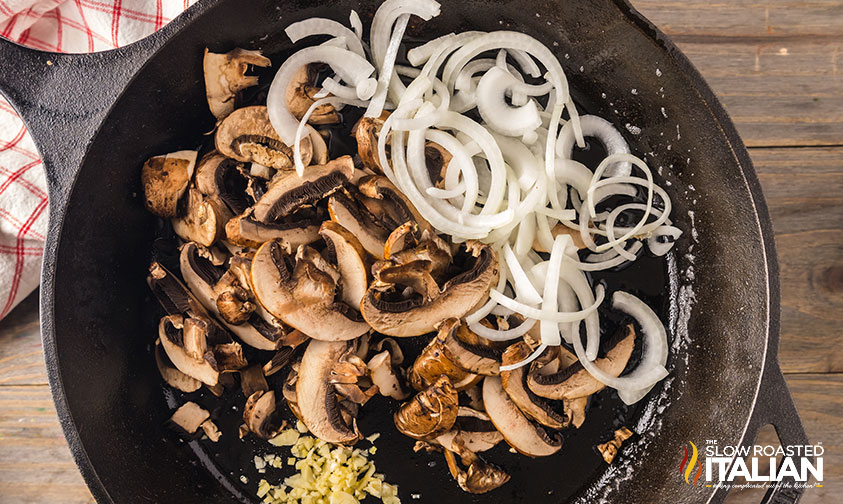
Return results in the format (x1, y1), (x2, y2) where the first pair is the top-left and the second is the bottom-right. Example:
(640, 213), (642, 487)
(243, 390), (285, 439)
(425, 141), (454, 189)
(141, 150), (197, 217)
(286, 65), (340, 124)
(435, 407), (504, 453)
(216, 105), (312, 170)
(319, 221), (369, 309)
(194, 152), (250, 216)
(172, 188), (226, 247)
(564, 396), (588, 429)
(386, 231), (452, 279)
(204, 48), (271, 119)
(500, 342), (567, 430)
(158, 315), (219, 386)
(532, 223), (588, 252)
(155, 339), (202, 393)
(374, 260), (441, 302)
(225, 208), (322, 249)
(367, 349), (409, 400)
(214, 267), (256, 325)
(383, 221), (417, 259)
(394, 375), (459, 440)
(353, 111), (390, 173)
(253, 155), (354, 222)
(147, 261), (208, 317)
(262, 347), (296, 377)
(297, 340), (362, 444)
(371, 337), (404, 366)
(597, 427), (634, 464)
(180, 243), (285, 350)
(527, 324), (636, 400)
(240, 364), (269, 398)
(443, 448), (510, 495)
(169, 401), (210, 434)
(362, 241), (498, 337)
(250, 240), (370, 341)
(482, 376), (562, 457)
(358, 175), (432, 238)
(327, 190), (392, 259)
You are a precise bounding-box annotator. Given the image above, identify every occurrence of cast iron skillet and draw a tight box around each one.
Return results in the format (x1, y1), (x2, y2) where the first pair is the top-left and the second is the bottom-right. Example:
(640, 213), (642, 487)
(0, 0), (811, 502)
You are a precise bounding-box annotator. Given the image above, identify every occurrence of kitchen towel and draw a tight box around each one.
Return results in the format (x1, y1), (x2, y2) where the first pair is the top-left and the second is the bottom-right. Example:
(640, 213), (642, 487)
(0, 0), (196, 319)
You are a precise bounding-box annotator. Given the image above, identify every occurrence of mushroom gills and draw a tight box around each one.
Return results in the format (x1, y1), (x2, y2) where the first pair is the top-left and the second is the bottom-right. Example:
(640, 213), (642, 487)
(482, 376), (562, 457)
(500, 342), (567, 429)
(216, 105), (312, 170)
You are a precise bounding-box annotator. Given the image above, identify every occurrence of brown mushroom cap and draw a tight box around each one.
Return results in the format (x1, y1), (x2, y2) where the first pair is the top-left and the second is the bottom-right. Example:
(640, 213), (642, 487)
(204, 48), (271, 119)
(250, 240), (370, 341)
(500, 342), (567, 430)
(240, 363), (269, 398)
(252, 155), (354, 223)
(438, 318), (502, 376)
(361, 241), (498, 337)
(353, 111), (390, 173)
(172, 188), (226, 247)
(297, 340), (362, 444)
(286, 65), (340, 125)
(358, 175), (432, 238)
(141, 150), (197, 218)
(327, 191), (391, 259)
(482, 376), (562, 457)
(216, 105), (312, 170)
(394, 375), (459, 440)
(527, 324), (636, 400)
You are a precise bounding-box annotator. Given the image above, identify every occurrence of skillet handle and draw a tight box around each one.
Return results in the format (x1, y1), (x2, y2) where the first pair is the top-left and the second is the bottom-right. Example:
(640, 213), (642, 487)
(746, 365), (811, 504)
(0, 37), (163, 210)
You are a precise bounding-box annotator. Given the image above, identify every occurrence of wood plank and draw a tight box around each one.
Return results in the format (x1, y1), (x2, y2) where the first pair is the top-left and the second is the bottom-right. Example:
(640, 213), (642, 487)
(752, 147), (843, 373)
(633, 1), (843, 38)
(0, 292), (47, 386)
(0, 385), (94, 503)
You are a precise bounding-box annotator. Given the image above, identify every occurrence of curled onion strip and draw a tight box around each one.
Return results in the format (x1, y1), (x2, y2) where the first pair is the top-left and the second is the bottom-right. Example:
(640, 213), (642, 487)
(488, 283), (604, 323)
(469, 317), (537, 342)
(285, 18), (366, 57)
(557, 115), (631, 177)
(499, 343), (548, 372)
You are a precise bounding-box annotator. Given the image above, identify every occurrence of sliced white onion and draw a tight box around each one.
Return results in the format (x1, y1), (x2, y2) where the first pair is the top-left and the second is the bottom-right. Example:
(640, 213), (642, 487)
(489, 283), (604, 323)
(285, 18), (366, 57)
(293, 96), (367, 175)
(503, 243), (542, 305)
(476, 66), (542, 138)
(366, 13), (410, 118)
(469, 317), (537, 342)
(556, 114), (631, 177)
(539, 235), (569, 346)
(349, 10), (364, 40)
(267, 45), (374, 145)
(499, 343), (548, 372)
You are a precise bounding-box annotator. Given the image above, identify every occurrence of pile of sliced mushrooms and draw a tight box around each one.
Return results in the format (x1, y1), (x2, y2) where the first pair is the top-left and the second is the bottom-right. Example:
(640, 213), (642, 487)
(144, 0), (679, 497)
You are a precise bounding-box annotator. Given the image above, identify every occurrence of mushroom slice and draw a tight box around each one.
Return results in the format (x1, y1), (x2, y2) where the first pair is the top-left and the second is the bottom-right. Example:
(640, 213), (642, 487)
(148, 261), (209, 317)
(387, 231), (452, 279)
(410, 329), (483, 392)
(320, 221), (369, 309)
(565, 396), (588, 429)
(214, 263), (256, 325)
(367, 349), (409, 400)
(297, 340), (362, 444)
(435, 407), (503, 453)
(482, 376), (562, 457)
(500, 342), (567, 430)
(216, 105), (312, 170)
(141, 150), (197, 218)
(371, 337), (404, 366)
(327, 190), (391, 259)
(155, 339), (202, 393)
(426, 141), (454, 189)
(225, 208), (322, 249)
(597, 427), (634, 464)
(180, 243), (285, 350)
(170, 401), (210, 434)
(394, 375), (459, 440)
(250, 240), (370, 341)
(159, 315), (220, 386)
(439, 318), (502, 376)
(374, 260), (441, 302)
(204, 48), (271, 119)
(172, 188), (226, 247)
(253, 155), (354, 222)
(527, 324), (636, 400)
(195, 152), (250, 215)
(358, 175), (432, 238)
(362, 241), (498, 337)
(286, 65), (340, 124)
(353, 111), (390, 173)
(243, 390), (285, 439)
(383, 221), (417, 259)
(443, 447), (510, 495)
(240, 363), (269, 398)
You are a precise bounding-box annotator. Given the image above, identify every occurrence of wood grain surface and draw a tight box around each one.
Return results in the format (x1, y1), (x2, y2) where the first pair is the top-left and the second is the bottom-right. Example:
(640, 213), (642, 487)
(0, 1), (840, 503)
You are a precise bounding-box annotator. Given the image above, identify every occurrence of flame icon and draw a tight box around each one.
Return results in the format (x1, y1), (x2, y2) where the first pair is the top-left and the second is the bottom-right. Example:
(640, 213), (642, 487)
(679, 441), (703, 486)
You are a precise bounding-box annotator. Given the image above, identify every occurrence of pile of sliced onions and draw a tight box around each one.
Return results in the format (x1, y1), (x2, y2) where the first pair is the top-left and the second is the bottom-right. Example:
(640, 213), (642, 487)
(265, 0), (682, 404)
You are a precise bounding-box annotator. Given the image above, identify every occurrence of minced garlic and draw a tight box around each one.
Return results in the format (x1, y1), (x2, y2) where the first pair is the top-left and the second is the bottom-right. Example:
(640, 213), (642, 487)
(256, 429), (401, 504)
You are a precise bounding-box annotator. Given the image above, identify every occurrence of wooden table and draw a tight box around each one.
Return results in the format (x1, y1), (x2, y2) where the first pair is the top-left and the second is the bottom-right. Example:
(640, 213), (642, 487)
(1, 1), (840, 502)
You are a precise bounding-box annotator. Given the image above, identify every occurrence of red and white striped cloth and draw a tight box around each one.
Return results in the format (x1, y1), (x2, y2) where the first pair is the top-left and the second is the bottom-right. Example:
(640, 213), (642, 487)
(0, 0), (196, 319)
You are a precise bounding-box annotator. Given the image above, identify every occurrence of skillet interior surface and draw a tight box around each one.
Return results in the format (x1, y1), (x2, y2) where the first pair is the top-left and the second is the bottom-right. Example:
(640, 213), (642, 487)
(44, 0), (772, 502)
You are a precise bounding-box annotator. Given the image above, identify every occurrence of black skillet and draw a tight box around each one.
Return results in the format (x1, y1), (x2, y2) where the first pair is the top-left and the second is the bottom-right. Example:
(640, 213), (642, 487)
(0, 0), (810, 502)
